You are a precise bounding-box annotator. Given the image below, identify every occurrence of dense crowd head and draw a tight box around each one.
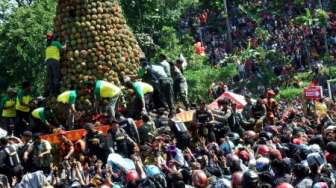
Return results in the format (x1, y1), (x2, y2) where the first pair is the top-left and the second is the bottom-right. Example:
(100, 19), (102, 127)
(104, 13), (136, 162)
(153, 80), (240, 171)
(180, 1), (336, 67)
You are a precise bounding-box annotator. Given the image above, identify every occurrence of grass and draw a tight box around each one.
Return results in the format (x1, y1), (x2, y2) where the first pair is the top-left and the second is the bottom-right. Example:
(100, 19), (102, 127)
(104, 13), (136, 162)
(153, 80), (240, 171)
(276, 87), (304, 100)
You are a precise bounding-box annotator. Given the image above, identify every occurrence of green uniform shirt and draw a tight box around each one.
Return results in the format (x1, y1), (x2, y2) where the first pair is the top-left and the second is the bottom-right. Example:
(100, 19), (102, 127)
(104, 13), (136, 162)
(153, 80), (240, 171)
(32, 107), (47, 124)
(45, 41), (64, 61)
(57, 90), (77, 105)
(16, 91), (32, 112)
(132, 82), (154, 99)
(1, 96), (16, 118)
(94, 80), (121, 101)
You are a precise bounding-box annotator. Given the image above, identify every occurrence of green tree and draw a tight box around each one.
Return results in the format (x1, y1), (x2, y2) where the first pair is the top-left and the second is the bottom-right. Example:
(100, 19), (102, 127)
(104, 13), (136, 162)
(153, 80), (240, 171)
(0, 0), (56, 94)
(120, 0), (198, 58)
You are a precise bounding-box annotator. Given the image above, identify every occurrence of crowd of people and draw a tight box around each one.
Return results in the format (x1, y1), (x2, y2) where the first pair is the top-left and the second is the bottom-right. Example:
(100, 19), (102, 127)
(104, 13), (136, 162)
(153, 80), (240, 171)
(1, 76), (336, 188)
(180, 1), (336, 70)
(0, 1), (336, 188)
(0, 30), (192, 187)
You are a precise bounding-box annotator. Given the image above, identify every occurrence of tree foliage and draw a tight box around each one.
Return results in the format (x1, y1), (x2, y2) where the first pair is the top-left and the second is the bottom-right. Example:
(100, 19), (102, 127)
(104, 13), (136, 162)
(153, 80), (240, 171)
(0, 0), (56, 94)
(294, 8), (329, 27)
(120, 0), (198, 59)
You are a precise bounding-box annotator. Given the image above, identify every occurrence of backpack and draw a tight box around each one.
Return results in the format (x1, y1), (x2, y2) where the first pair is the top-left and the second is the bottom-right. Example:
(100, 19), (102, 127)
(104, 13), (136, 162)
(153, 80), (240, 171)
(4, 145), (20, 167)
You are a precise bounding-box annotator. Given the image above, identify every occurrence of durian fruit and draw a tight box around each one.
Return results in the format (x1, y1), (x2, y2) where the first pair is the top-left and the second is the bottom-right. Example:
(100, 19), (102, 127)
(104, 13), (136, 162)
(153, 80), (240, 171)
(53, 0), (142, 110)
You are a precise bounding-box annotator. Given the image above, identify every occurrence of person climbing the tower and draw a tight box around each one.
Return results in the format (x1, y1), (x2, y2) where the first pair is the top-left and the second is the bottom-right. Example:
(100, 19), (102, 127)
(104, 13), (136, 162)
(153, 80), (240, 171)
(45, 32), (66, 97)
(56, 90), (77, 130)
(94, 80), (122, 123)
(124, 77), (154, 119)
(31, 107), (55, 133)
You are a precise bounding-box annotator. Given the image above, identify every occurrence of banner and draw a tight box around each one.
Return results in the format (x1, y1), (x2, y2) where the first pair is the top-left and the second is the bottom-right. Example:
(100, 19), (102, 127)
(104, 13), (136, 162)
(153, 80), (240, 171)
(41, 120), (143, 144)
(304, 86), (323, 100)
(176, 110), (195, 122)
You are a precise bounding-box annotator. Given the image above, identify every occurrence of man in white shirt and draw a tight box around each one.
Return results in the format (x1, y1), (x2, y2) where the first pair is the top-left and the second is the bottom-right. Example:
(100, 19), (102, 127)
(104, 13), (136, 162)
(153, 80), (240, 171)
(159, 54), (171, 77)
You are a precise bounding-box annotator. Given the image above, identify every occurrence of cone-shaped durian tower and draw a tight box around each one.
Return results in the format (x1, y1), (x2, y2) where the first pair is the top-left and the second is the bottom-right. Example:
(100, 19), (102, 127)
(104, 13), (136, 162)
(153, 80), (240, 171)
(53, 0), (142, 109)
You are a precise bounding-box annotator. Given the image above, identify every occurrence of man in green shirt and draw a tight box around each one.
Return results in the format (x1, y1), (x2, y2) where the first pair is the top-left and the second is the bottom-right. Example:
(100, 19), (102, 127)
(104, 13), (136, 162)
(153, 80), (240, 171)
(0, 88), (17, 134)
(15, 81), (33, 136)
(57, 90), (77, 130)
(45, 32), (66, 96)
(124, 78), (154, 119)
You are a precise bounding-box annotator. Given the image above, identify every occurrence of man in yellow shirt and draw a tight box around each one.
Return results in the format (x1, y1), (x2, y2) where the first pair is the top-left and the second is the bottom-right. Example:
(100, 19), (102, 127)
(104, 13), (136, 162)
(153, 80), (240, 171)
(15, 81), (33, 136)
(45, 32), (66, 96)
(0, 88), (17, 134)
